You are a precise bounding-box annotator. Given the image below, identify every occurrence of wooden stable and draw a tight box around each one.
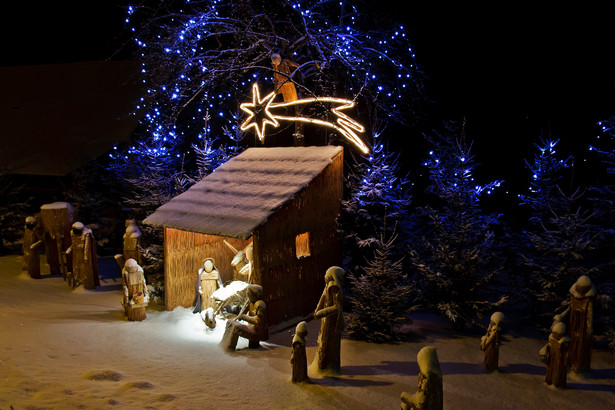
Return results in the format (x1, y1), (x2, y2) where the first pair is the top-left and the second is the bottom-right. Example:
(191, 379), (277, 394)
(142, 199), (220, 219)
(144, 146), (344, 326)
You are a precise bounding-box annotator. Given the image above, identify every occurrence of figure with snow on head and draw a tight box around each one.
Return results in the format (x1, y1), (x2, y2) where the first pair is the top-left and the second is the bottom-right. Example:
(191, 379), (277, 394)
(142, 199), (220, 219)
(122, 258), (149, 321)
(291, 321), (309, 383)
(540, 321), (570, 388)
(553, 275), (595, 376)
(480, 311), (505, 371)
(311, 266), (345, 375)
(22, 216), (44, 278)
(222, 284), (268, 351)
(401, 346), (443, 410)
(65, 221), (99, 289)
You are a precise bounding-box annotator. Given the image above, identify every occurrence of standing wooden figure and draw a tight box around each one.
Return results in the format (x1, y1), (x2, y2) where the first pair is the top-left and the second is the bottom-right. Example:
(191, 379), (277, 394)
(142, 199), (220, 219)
(271, 53), (299, 102)
(291, 321), (309, 383)
(554, 275), (595, 375)
(22, 216), (44, 278)
(271, 52), (304, 145)
(539, 322), (570, 388)
(193, 258), (222, 313)
(65, 222), (100, 289)
(123, 219), (142, 265)
(221, 284), (268, 351)
(311, 266), (345, 376)
(480, 311), (504, 371)
(122, 258), (149, 321)
(401, 346), (443, 410)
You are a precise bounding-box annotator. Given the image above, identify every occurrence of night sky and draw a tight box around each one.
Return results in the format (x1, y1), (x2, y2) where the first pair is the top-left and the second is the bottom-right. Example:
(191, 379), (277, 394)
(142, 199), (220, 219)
(2, 2), (614, 192)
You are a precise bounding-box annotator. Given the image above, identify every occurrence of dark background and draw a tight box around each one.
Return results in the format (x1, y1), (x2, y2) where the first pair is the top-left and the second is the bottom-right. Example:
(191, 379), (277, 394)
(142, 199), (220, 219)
(2, 2), (614, 194)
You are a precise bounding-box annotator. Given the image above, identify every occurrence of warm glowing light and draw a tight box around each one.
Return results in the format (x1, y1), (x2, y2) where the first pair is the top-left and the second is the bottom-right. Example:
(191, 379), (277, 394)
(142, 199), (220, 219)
(240, 83), (369, 154)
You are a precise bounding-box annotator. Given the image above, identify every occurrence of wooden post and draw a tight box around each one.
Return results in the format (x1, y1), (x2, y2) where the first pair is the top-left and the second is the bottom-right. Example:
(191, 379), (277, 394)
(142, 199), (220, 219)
(40, 202), (74, 279)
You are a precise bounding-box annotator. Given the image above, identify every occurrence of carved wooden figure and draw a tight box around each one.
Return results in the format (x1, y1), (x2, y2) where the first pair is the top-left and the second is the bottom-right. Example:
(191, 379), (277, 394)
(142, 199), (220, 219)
(123, 219), (142, 265)
(480, 311), (504, 371)
(222, 284), (268, 351)
(291, 321), (309, 383)
(122, 258), (149, 321)
(539, 322), (570, 388)
(65, 222), (99, 289)
(401, 346), (443, 410)
(22, 216), (44, 278)
(271, 52), (305, 145)
(554, 275), (595, 375)
(193, 258), (223, 313)
(311, 266), (345, 375)
(271, 53), (299, 102)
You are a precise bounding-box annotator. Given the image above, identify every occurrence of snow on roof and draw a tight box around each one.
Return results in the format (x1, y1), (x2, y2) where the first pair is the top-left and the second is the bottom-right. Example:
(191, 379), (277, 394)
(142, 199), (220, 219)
(143, 146), (343, 239)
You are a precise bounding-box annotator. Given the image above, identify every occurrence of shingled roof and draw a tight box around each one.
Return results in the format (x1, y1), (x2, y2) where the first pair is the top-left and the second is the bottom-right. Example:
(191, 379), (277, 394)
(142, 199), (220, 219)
(143, 146), (343, 239)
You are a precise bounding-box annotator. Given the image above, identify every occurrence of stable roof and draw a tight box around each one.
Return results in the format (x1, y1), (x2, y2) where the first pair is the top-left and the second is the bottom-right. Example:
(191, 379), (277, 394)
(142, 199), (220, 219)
(143, 146), (343, 239)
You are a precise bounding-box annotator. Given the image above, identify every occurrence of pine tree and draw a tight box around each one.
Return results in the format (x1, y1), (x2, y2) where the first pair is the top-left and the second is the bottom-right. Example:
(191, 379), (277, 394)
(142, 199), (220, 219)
(346, 224), (415, 343)
(410, 123), (506, 327)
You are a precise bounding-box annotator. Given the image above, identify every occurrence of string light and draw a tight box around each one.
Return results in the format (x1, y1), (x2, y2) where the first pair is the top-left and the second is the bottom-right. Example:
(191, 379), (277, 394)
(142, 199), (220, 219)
(240, 83), (369, 154)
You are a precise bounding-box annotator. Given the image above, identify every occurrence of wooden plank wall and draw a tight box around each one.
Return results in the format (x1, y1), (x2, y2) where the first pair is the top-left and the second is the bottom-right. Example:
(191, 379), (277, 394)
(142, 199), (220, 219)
(164, 228), (251, 310)
(253, 149), (343, 326)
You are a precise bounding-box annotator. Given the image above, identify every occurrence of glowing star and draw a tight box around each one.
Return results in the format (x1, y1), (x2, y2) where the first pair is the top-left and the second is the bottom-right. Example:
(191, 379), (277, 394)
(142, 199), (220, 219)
(239, 83), (279, 141)
(240, 83), (369, 154)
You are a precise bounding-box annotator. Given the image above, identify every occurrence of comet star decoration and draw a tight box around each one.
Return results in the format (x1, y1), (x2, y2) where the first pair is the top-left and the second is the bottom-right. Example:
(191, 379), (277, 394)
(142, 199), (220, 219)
(240, 83), (369, 154)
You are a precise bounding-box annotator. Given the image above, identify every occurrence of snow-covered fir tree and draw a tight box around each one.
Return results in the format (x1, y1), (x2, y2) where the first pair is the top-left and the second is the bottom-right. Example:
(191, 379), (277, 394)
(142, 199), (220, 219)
(410, 122), (506, 328)
(579, 117), (615, 347)
(518, 136), (603, 328)
(517, 138), (571, 224)
(521, 187), (600, 311)
(340, 125), (412, 275)
(346, 223), (415, 343)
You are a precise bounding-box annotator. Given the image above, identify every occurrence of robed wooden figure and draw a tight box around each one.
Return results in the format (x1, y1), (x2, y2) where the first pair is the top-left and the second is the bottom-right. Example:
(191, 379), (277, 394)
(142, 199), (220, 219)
(401, 346), (443, 410)
(22, 216), (44, 279)
(291, 321), (309, 383)
(480, 311), (504, 371)
(65, 222), (99, 289)
(540, 322), (570, 389)
(311, 266), (345, 376)
(554, 275), (595, 375)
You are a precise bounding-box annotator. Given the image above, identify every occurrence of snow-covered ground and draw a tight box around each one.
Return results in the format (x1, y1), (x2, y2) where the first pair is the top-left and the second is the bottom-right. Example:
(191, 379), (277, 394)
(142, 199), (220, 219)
(1, 255), (614, 409)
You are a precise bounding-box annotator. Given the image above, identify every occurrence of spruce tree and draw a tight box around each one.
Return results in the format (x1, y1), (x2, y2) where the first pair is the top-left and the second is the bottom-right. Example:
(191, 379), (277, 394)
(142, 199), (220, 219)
(340, 127), (412, 275)
(517, 138), (571, 224)
(521, 188), (600, 307)
(519, 137), (601, 320)
(346, 224), (415, 343)
(410, 123), (506, 327)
